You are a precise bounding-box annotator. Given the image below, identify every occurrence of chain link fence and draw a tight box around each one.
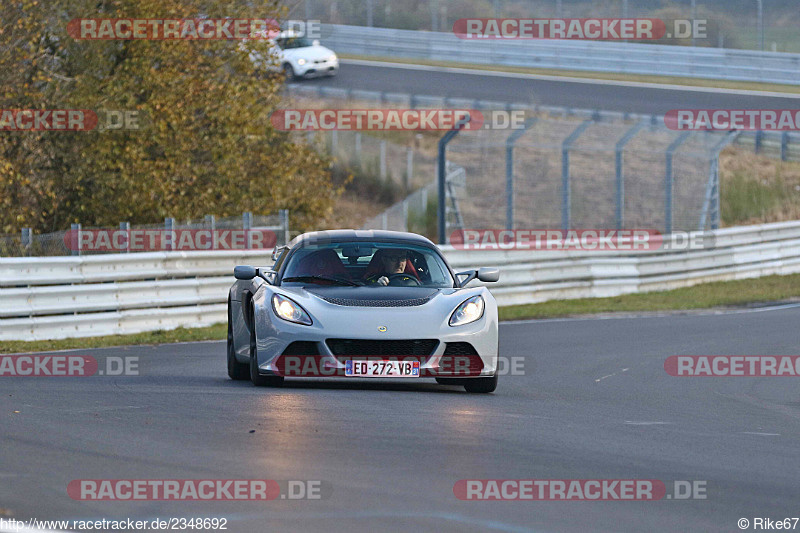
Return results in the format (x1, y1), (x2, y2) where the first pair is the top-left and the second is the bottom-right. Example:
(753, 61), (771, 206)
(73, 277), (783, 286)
(287, 85), (738, 241)
(0, 212), (290, 257)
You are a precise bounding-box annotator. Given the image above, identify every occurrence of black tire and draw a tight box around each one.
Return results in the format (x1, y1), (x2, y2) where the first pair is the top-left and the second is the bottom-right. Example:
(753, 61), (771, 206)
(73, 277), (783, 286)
(228, 312), (250, 381)
(283, 63), (296, 80)
(227, 300), (249, 380)
(463, 374), (498, 394)
(249, 308), (284, 387)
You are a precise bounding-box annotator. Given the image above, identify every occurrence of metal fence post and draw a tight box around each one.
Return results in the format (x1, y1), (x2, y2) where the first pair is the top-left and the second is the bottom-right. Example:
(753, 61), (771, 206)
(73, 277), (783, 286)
(505, 118), (536, 230)
(164, 217), (175, 251)
(21, 228), (32, 256)
(70, 223), (81, 256)
(204, 215), (215, 249)
(665, 132), (692, 234)
(755, 130), (763, 153)
(119, 221), (130, 253)
(355, 132), (362, 168)
(438, 115), (471, 244)
(700, 132), (740, 230)
(561, 120), (593, 231)
(380, 140), (387, 181)
(615, 121), (647, 230)
(405, 147), (413, 190)
(243, 211), (253, 249)
(402, 199), (409, 232)
(279, 209), (290, 246)
(781, 132), (789, 161)
(331, 129), (338, 154)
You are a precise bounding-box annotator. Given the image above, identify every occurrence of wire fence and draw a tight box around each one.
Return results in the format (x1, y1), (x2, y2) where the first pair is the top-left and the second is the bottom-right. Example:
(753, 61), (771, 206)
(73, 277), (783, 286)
(288, 85), (739, 240)
(0, 212), (290, 257)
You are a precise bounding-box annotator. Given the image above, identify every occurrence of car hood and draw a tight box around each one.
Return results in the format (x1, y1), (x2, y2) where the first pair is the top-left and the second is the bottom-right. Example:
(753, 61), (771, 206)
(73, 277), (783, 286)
(282, 45), (335, 61)
(263, 284), (494, 340)
(286, 286), (449, 307)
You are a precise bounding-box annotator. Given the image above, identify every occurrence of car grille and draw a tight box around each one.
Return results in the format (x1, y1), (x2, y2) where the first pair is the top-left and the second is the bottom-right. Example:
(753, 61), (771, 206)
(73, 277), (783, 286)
(326, 339), (438, 357)
(437, 343), (483, 376)
(320, 296), (431, 307)
(442, 342), (479, 356)
(281, 341), (321, 356)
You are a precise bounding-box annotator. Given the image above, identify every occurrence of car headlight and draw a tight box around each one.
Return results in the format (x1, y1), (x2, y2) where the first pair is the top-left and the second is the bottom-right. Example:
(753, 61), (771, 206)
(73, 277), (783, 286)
(297, 58), (307, 66)
(329, 54), (337, 62)
(272, 294), (312, 325)
(449, 295), (485, 327)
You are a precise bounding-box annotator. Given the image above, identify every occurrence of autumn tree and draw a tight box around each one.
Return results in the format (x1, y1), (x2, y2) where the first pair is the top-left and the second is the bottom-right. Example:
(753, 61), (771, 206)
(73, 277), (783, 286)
(0, 0), (339, 233)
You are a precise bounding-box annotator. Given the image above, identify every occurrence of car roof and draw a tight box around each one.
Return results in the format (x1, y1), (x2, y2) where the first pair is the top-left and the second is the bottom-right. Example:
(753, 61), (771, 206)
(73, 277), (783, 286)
(288, 230), (437, 250)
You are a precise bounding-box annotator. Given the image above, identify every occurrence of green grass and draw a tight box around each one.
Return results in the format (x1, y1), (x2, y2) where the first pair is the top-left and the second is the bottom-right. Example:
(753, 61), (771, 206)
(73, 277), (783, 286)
(721, 172), (791, 226)
(0, 324), (227, 355)
(340, 54), (800, 95)
(499, 273), (800, 321)
(4, 274), (800, 353)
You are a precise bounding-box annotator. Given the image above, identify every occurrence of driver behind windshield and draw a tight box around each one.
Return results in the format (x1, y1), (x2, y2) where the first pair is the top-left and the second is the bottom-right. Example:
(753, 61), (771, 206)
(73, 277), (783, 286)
(364, 249), (418, 286)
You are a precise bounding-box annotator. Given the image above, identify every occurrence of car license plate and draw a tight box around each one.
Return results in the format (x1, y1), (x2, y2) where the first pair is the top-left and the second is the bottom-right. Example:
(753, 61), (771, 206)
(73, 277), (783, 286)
(345, 360), (420, 377)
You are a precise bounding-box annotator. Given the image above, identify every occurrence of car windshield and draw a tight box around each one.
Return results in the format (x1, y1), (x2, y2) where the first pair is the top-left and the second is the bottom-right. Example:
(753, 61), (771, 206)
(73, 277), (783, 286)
(281, 241), (454, 288)
(277, 37), (314, 49)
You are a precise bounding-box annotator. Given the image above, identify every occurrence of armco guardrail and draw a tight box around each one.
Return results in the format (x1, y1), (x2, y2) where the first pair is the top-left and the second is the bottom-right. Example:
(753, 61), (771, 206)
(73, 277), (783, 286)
(3, 221), (800, 340)
(320, 24), (800, 85)
(0, 250), (272, 341)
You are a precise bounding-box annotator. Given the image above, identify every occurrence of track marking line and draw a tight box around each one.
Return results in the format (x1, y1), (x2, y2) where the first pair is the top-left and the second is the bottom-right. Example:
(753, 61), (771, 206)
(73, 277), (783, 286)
(742, 431), (780, 436)
(340, 58), (800, 99)
(624, 421), (672, 426)
(503, 301), (800, 326)
(595, 368), (629, 382)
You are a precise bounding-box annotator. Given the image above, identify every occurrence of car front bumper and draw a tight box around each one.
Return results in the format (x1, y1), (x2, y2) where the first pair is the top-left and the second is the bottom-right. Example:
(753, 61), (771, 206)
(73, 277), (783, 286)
(249, 300), (498, 379)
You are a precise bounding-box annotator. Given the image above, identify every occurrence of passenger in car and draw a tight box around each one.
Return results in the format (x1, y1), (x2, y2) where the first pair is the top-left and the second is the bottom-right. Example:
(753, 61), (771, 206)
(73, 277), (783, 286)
(364, 249), (420, 286)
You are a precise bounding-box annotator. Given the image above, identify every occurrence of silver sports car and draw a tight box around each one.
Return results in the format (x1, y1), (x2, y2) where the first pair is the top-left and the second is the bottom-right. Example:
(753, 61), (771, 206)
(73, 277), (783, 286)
(227, 230), (500, 393)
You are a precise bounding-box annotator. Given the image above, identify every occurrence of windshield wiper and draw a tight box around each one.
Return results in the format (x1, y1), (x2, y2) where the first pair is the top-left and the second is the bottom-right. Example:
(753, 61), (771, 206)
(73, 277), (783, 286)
(282, 275), (359, 286)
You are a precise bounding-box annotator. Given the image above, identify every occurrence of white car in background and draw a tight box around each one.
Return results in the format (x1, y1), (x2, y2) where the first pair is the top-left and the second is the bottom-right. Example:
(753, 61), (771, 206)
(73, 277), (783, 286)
(246, 31), (338, 80)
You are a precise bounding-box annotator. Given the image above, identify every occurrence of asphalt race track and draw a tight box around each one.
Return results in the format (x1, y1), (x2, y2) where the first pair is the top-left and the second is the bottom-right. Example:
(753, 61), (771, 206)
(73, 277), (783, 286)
(307, 59), (800, 116)
(3, 305), (800, 532)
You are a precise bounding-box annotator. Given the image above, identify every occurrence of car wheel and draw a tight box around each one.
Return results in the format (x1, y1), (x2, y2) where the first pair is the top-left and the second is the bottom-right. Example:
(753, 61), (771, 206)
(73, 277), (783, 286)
(227, 299), (249, 380)
(463, 373), (498, 394)
(283, 63), (296, 80)
(249, 307), (284, 387)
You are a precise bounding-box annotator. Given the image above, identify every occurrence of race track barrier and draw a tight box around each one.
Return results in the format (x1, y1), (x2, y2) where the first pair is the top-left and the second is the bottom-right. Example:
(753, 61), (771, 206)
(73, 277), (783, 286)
(321, 24), (800, 85)
(3, 222), (800, 340)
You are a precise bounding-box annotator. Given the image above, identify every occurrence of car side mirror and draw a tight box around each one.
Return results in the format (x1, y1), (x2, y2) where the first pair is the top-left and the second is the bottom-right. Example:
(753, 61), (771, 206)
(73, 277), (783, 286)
(234, 265), (257, 280)
(456, 267), (500, 287)
(260, 268), (277, 284)
(477, 267), (500, 283)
